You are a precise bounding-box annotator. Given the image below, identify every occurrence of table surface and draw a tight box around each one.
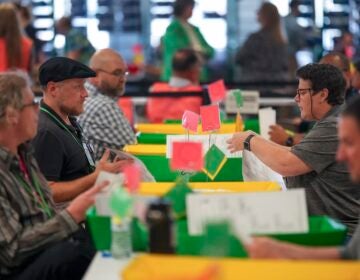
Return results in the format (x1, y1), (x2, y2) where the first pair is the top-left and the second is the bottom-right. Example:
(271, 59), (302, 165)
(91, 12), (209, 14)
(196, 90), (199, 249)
(83, 252), (135, 280)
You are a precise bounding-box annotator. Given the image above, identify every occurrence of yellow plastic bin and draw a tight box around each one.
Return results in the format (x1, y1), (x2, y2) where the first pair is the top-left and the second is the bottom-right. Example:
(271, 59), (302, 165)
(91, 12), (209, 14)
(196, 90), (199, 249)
(123, 254), (360, 280)
(124, 144), (243, 182)
(135, 123), (237, 134)
(138, 181), (281, 196)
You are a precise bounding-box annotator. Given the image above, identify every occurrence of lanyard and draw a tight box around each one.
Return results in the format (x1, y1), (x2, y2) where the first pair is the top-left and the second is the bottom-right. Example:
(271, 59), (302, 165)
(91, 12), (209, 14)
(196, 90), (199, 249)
(15, 170), (52, 218)
(40, 107), (83, 148)
(40, 107), (95, 169)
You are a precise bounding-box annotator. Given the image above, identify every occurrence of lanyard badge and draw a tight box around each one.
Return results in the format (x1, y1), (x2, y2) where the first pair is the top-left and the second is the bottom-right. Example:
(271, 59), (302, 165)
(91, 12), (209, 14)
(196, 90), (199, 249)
(82, 142), (96, 168)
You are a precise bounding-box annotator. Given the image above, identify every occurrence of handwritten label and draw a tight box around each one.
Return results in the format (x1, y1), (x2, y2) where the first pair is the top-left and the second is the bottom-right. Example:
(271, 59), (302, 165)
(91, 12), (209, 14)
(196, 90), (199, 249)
(225, 90), (259, 114)
(186, 189), (308, 235)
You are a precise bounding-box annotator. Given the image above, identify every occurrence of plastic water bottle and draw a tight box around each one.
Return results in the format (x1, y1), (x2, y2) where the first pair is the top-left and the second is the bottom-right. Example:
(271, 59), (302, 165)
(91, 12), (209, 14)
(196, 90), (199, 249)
(111, 216), (132, 259)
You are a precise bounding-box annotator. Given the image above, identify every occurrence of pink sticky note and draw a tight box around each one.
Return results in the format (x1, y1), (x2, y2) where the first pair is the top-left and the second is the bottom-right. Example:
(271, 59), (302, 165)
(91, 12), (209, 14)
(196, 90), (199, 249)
(123, 163), (141, 193)
(200, 105), (220, 132)
(208, 80), (226, 103)
(171, 142), (203, 171)
(182, 110), (199, 132)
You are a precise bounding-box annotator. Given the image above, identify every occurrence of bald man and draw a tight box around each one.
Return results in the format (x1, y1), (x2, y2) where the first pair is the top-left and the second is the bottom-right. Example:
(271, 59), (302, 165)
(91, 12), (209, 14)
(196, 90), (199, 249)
(78, 48), (136, 160)
(269, 52), (357, 146)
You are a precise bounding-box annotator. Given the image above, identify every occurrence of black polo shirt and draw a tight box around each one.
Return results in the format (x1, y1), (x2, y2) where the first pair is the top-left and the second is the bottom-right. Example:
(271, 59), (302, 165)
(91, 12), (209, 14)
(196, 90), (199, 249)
(32, 101), (95, 182)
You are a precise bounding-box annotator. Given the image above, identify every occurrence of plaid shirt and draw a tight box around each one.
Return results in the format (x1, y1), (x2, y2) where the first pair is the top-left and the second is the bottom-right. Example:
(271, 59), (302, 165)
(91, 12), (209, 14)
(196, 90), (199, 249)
(0, 144), (79, 276)
(79, 82), (136, 161)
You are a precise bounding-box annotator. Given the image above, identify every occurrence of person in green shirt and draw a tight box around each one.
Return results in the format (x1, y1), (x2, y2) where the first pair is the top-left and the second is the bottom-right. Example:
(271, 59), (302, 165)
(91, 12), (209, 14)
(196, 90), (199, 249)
(56, 17), (95, 65)
(161, 0), (214, 82)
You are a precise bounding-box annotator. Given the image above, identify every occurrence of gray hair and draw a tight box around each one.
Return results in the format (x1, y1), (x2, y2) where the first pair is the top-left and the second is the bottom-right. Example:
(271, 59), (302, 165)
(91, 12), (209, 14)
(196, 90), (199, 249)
(0, 71), (30, 118)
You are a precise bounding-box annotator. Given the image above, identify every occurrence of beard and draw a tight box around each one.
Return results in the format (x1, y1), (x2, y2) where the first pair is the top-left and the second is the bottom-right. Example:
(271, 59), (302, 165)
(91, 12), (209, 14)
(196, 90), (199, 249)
(100, 80), (125, 98)
(59, 103), (84, 116)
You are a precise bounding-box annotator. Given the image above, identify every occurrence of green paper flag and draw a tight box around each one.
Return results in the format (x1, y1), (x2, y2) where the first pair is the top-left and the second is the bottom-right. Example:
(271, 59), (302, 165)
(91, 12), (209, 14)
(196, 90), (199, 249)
(163, 177), (193, 218)
(203, 144), (227, 180)
(233, 89), (243, 108)
(201, 222), (231, 257)
(109, 186), (133, 218)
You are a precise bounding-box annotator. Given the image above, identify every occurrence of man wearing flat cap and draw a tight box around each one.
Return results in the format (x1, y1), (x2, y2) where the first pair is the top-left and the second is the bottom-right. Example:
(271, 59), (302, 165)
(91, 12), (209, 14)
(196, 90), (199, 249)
(32, 57), (125, 205)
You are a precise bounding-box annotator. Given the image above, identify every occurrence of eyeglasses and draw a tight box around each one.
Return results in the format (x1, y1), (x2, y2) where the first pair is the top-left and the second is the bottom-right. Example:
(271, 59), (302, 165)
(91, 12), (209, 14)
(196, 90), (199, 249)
(295, 88), (313, 98)
(97, 68), (129, 78)
(21, 99), (39, 110)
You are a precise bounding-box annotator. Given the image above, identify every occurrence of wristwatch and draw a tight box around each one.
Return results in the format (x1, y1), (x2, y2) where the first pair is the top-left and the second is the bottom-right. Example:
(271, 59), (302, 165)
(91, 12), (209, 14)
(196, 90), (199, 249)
(285, 136), (294, 147)
(244, 134), (256, 151)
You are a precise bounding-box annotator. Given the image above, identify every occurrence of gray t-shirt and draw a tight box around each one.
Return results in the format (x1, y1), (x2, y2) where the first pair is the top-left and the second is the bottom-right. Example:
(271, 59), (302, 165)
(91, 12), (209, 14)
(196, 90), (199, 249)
(340, 216), (360, 259)
(285, 106), (360, 235)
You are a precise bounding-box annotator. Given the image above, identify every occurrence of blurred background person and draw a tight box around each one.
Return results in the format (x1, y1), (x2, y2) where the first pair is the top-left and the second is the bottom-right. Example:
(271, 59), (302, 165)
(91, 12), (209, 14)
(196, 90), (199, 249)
(147, 48), (203, 123)
(352, 60), (360, 94)
(283, 0), (307, 77)
(235, 2), (289, 82)
(334, 31), (355, 60)
(161, 0), (214, 82)
(56, 16), (95, 65)
(0, 3), (33, 73)
(14, 3), (45, 65)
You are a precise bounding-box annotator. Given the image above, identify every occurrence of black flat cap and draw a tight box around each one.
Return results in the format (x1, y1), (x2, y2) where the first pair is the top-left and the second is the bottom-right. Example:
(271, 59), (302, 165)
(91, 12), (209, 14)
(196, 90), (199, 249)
(39, 57), (96, 86)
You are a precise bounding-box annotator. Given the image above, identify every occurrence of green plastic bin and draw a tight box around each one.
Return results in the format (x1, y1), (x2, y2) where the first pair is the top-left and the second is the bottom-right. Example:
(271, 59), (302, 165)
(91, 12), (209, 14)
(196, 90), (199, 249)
(87, 207), (346, 255)
(268, 216), (347, 246)
(137, 155), (243, 182)
(86, 208), (148, 252)
(137, 119), (260, 145)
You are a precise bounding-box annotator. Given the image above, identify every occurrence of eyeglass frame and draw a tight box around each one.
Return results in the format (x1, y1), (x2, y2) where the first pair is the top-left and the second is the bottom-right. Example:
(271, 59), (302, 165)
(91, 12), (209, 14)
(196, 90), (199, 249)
(295, 88), (325, 99)
(295, 88), (313, 98)
(0, 99), (39, 118)
(96, 68), (129, 78)
(21, 99), (40, 110)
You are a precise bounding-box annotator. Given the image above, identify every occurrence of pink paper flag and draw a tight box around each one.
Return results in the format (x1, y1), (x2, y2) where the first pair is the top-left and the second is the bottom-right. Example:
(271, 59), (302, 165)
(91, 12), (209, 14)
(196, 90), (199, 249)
(208, 79), (226, 103)
(123, 163), (141, 193)
(182, 110), (199, 132)
(200, 105), (220, 132)
(171, 142), (203, 171)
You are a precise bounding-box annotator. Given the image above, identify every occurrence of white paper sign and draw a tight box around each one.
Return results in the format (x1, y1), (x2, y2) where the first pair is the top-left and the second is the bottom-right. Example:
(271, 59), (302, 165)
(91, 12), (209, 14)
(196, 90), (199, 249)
(242, 150), (286, 190)
(95, 171), (123, 216)
(166, 134), (242, 159)
(186, 189), (308, 236)
(225, 90), (260, 114)
(259, 107), (276, 140)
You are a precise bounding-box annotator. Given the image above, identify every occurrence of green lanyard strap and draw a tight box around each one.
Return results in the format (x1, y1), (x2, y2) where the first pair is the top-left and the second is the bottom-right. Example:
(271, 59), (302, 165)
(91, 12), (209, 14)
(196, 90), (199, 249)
(40, 106), (95, 171)
(40, 107), (83, 148)
(15, 171), (52, 218)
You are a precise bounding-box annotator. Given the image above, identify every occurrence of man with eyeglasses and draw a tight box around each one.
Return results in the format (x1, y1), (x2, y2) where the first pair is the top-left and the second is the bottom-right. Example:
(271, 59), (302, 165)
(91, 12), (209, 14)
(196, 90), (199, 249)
(78, 48), (136, 160)
(32, 57), (125, 206)
(227, 63), (360, 236)
(269, 52), (358, 147)
(247, 96), (360, 260)
(0, 71), (108, 279)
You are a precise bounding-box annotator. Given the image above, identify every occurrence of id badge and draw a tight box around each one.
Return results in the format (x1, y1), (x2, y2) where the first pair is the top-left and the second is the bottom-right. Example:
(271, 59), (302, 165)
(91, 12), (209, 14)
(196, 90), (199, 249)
(82, 142), (96, 168)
